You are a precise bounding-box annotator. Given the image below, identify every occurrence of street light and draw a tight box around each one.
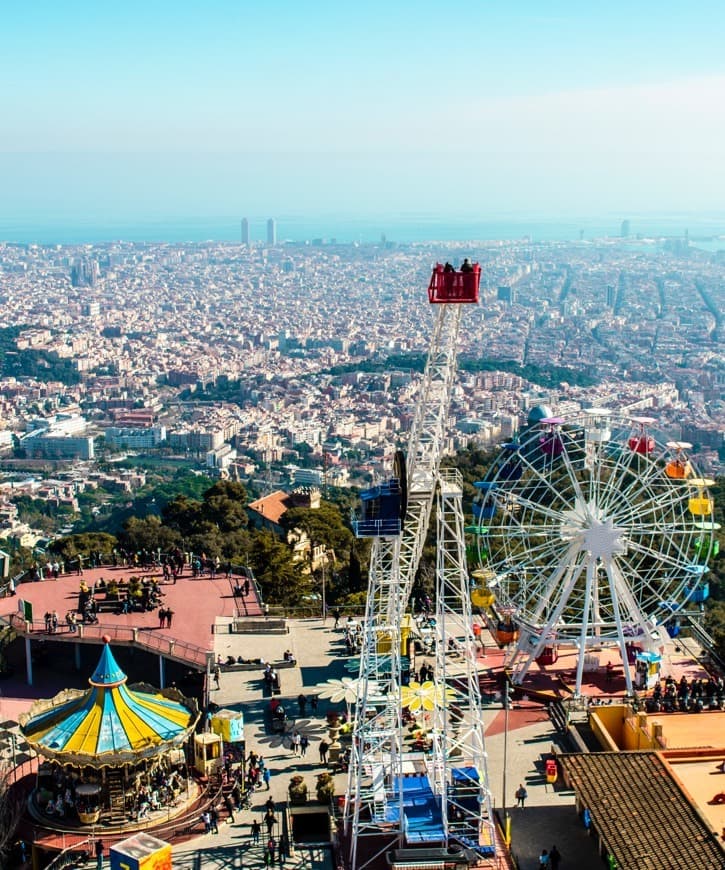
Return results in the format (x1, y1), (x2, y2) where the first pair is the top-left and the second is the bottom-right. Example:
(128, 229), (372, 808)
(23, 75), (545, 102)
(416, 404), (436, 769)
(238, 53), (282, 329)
(502, 677), (513, 845)
(321, 550), (333, 620)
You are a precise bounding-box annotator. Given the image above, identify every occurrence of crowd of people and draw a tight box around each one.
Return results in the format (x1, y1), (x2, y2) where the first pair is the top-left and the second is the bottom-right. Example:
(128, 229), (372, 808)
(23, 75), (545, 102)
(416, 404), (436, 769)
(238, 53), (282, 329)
(646, 674), (725, 713)
(128, 767), (186, 821)
(39, 761), (187, 824)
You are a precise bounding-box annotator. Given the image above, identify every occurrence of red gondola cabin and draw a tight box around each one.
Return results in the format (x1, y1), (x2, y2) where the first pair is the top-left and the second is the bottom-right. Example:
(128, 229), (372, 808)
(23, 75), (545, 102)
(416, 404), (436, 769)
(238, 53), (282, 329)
(428, 263), (481, 304)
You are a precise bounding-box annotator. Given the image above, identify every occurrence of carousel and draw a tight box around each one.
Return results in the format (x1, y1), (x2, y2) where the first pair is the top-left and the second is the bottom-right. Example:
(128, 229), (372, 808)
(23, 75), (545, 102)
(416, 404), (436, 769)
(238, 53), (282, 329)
(19, 637), (200, 829)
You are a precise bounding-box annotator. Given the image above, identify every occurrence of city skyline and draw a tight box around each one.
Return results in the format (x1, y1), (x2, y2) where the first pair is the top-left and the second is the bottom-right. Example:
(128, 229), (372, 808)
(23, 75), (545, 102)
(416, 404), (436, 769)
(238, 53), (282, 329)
(2, 2), (725, 222)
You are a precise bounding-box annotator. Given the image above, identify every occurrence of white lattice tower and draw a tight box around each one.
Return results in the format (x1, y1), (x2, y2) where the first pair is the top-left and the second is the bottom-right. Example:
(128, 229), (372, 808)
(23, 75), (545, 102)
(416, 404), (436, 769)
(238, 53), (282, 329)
(400, 302), (464, 606)
(346, 272), (477, 869)
(346, 535), (405, 870)
(433, 469), (495, 855)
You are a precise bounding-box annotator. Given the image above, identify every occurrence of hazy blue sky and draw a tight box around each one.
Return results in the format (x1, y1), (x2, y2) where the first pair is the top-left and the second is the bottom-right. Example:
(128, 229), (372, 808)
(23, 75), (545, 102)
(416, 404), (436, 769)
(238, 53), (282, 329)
(2, 1), (725, 221)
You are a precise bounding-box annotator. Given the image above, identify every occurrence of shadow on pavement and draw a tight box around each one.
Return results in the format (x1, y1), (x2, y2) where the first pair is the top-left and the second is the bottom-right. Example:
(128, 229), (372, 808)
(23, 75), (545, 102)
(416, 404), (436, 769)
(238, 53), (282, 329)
(507, 803), (599, 869)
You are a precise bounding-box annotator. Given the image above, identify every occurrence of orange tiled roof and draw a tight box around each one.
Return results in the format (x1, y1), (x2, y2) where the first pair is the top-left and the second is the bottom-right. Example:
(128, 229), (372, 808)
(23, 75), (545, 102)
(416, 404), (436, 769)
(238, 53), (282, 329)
(247, 490), (293, 525)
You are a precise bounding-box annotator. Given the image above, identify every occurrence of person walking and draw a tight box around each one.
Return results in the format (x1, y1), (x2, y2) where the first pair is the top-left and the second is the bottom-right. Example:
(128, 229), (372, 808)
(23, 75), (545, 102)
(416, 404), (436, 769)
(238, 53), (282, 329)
(267, 837), (276, 864)
(263, 767), (272, 790)
(279, 833), (290, 866)
(209, 806), (219, 834)
(224, 794), (235, 824)
(213, 665), (221, 689)
(319, 739), (329, 765)
(538, 849), (550, 868)
(201, 810), (211, 833)
(515, 784), (528, 808)
(297, 693), (307, 717)
(310, 695), (318, 715)
(291, 730), (301, 756)
(265, 809), (276, 835)
(549, 845), (561, 870)
(251, 819), (261, 844)
(95, 838), (104, 870)
(300, 735), (309, 757)
(166, 608), (175, 627)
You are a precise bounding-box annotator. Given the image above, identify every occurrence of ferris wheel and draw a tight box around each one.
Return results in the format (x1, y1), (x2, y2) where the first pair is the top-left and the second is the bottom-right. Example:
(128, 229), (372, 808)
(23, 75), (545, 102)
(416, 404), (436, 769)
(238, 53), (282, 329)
(471, 409), (717, 696)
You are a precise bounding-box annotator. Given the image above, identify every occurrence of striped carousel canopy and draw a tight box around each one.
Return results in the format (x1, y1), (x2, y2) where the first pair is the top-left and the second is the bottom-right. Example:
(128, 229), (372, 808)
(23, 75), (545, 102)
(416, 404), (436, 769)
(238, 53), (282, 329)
(20, 639), (198, 768)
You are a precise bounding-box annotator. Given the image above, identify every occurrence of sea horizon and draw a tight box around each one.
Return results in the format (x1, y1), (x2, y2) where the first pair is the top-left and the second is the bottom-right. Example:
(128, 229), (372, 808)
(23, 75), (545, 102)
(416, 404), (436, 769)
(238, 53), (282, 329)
(1, 213), (725, 247)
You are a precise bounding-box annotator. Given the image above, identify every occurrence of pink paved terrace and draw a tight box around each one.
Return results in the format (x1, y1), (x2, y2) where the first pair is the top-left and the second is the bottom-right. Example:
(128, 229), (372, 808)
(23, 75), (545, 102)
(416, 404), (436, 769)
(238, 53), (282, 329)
(1, 563), (263, 674)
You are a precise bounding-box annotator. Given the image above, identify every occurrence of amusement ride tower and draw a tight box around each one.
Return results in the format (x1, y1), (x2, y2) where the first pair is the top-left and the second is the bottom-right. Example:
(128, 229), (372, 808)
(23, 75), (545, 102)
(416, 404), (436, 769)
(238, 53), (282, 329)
(345, 264), (496, 869)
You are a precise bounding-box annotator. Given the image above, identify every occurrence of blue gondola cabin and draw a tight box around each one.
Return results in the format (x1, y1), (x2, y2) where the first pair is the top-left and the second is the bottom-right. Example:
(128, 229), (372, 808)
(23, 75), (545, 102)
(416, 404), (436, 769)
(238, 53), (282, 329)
(353, 478), (403, 538)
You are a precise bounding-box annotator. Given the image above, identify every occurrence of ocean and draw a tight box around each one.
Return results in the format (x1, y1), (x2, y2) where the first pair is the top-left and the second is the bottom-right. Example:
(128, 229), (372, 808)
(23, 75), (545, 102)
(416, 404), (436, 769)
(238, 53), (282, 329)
(1, 214), (724, 247)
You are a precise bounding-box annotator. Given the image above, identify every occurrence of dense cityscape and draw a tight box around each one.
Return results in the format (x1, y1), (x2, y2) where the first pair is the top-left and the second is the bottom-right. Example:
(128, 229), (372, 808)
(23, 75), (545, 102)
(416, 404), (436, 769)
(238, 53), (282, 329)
(0, 230), (722, 550)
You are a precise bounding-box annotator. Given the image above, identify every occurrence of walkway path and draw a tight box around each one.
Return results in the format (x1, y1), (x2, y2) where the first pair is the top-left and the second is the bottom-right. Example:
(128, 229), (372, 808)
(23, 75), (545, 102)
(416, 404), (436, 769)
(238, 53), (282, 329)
(172, 616), (347, 870)
(177, 618), (603, 870)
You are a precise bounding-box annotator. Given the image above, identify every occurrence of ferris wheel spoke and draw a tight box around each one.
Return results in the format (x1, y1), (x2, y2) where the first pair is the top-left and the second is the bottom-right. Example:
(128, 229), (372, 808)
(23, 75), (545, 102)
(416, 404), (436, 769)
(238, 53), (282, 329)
(596, 449), (662, 511)
(514, 457), (577, 509)
(623, 535), (696, 571)
(493, 489), (572, 526)
(486, 531), (562, 571)
(609, 490), (681, 526)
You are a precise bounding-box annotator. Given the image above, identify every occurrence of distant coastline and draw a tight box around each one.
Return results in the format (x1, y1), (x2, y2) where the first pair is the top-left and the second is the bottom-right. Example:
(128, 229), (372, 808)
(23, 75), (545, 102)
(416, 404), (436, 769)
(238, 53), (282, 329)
(1, 214), (725, 247)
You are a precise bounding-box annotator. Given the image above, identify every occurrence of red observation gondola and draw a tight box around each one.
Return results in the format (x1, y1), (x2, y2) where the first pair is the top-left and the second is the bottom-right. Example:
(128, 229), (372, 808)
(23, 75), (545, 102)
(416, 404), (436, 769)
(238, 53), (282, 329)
(628, 417), (656, 455)
(428, 262), (481, 304)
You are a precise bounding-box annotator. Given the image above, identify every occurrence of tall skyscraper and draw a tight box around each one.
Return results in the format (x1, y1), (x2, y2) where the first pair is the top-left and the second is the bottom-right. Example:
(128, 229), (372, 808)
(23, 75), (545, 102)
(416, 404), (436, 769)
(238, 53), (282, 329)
(70, 258), (99, 287)
(621, 219), (631, 238)
(241, 217), (250, 245)
(267, 218), (277, 246)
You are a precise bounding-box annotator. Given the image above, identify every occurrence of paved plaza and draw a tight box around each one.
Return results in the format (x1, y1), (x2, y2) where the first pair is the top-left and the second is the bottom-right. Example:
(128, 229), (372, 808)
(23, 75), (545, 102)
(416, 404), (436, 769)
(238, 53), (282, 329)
(178, 616), (602, 870)
(0, 609), (605, 870)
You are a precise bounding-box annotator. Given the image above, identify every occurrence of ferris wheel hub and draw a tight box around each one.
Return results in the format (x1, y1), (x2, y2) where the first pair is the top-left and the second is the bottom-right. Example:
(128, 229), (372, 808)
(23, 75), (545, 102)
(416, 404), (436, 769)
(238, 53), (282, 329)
(560, 499), (627, 559)
(581, 517), (627, 560)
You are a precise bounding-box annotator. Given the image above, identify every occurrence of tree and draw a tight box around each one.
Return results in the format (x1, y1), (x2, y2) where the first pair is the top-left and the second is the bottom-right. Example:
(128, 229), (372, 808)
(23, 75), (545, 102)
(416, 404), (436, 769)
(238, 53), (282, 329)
(186, 523), (225, 561)
(201, 480), (248, 532)
(250, 531), (309, 606)
(49, 532), (118, 563)
(162, 496), (203, 539)
(119, 516), (180, 554)
(8, 546), (38, 577)
(280, 502), (353, 567)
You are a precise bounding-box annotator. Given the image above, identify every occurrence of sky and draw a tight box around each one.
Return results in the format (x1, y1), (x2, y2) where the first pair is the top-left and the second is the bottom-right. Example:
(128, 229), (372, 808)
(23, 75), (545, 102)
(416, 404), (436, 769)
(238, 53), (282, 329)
(2, 1), (725, 223)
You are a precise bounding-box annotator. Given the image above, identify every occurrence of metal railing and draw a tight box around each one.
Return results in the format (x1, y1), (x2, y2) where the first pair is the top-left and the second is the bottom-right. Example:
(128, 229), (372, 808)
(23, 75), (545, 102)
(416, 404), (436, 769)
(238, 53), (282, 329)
(43, 838), (93, 870)
(7, 613), (212, 669)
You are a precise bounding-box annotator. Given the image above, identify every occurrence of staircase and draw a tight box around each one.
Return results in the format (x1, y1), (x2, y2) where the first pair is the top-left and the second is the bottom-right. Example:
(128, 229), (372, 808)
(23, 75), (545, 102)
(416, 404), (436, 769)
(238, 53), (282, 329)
(106, 770), (126, 825)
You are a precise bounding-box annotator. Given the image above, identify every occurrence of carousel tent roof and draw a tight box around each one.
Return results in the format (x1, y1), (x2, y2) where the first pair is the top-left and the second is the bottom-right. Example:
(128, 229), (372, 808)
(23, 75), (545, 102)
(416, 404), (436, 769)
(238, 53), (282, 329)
(19, 639), (198, 767)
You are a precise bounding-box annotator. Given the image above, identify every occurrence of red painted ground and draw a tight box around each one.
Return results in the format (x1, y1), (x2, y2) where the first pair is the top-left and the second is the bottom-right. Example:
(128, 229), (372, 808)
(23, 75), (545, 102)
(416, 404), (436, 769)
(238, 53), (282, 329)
(485, 702), (551, 737)
(1, 565), (261, 653)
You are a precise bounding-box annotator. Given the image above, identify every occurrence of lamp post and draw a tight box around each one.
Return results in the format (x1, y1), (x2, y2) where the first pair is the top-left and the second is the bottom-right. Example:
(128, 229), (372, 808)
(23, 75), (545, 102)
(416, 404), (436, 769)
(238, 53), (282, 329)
(502, 676), (511, 845)
(321, 549), (333, 621)
(321, 558), (326, 621)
